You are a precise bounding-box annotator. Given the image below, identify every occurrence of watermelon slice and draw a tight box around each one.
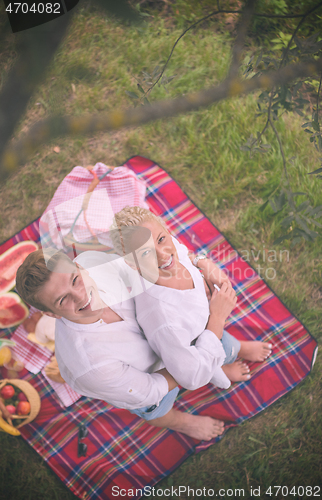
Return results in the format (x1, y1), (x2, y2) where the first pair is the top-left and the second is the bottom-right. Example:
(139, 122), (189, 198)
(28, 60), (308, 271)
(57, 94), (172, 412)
(0, 292), (29, 329)
(0, 241), (38, 294)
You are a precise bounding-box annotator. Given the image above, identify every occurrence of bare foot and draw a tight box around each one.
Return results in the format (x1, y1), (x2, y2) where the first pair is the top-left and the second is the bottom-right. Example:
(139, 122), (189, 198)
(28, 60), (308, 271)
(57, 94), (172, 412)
(149, 409), (225, 441)
(222, 360), (250, 382)
(238, 341), (272, 362)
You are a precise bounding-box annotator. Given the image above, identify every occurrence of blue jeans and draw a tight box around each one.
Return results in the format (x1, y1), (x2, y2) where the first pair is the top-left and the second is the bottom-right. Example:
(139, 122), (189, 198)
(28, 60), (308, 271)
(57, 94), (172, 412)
(221, 330), (241, 365)
(129, 387), (180, 421)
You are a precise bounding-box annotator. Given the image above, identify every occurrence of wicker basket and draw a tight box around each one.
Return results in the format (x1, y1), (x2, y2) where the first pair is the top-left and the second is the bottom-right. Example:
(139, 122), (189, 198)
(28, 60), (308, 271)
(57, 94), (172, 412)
(0, 379), (41, 428)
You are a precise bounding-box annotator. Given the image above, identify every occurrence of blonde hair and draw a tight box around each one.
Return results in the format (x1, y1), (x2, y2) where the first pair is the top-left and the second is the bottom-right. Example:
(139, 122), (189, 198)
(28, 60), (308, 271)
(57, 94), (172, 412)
(16, 249), (75, 312)
(110, 206), (167, 256)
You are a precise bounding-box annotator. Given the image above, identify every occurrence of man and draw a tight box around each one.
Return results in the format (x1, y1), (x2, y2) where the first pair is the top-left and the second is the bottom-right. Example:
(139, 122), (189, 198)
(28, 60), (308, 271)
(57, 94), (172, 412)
(16, 248), (226, 441)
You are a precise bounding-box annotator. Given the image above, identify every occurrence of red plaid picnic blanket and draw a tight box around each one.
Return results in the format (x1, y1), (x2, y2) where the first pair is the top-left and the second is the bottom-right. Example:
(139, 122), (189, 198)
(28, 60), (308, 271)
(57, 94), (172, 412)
(0, 156), (317, 500)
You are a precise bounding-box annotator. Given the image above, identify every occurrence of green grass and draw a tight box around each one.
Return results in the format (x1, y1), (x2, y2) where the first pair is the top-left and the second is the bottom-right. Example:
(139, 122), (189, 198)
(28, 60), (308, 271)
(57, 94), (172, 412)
(0, 2), (321, 499)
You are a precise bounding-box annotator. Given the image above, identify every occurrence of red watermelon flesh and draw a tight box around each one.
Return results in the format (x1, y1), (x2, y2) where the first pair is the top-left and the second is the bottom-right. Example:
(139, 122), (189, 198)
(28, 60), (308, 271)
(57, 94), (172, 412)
(0, 241), (38, 294)
(0, 292), (29, 329)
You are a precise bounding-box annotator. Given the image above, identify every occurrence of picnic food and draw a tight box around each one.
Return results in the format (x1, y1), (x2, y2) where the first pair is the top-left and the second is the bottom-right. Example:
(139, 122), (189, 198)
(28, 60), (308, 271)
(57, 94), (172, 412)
(0, 379), (41, 434)
(0, 240), (38, 294)
(0, 415), (21, 436)
(17, 392), (28, 402)
(0, 384), (15, 399)
(23, 311), (42, 333)
(44, 356), (65, 384)
(5, 404), (16, 414)
(0, 346), (12, 366)
(16, 401), (31, 415)
(25, 313), (56, 352)
(0, 292), (29, 329)
(0, 385), (31, 417)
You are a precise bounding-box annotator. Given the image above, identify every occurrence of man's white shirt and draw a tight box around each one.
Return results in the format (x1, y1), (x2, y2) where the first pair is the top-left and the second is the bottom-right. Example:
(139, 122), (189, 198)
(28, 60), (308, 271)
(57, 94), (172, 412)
(55, 251), (168, 410)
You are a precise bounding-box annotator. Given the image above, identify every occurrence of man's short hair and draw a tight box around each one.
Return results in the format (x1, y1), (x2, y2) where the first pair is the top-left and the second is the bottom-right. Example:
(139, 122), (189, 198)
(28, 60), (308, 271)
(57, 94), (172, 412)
(16, 249), (75, 312)
(110, 206), (167, 257)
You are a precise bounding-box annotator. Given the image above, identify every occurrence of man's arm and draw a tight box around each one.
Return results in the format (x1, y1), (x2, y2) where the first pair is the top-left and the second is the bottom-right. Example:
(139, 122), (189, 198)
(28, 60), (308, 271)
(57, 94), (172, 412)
(68, 361), (175, 411)
(155, 368), (178, 391)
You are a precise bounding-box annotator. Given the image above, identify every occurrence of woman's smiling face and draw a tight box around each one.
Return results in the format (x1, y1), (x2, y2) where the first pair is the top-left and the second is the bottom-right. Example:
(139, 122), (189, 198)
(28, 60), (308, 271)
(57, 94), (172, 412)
(130, 220), (179, 283)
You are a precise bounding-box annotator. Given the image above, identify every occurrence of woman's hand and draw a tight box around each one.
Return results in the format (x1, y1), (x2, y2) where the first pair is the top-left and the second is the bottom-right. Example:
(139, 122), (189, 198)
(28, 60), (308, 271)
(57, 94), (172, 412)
(205, 282), (237, 339)
(209, 281), (237, 324)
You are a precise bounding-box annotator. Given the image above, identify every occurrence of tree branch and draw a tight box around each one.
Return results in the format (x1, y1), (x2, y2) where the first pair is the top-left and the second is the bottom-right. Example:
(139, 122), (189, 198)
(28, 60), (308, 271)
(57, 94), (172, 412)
(0, 12), (73, 161)
(228, 0), (256, 80)
(1, 57), (322, 182)
(317, 72), (322, 118)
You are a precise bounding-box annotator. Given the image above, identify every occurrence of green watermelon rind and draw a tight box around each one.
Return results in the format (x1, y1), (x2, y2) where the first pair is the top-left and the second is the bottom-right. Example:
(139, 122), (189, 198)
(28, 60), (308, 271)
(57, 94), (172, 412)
(0, 292), (29, 329)
(0, 241), (38, 294)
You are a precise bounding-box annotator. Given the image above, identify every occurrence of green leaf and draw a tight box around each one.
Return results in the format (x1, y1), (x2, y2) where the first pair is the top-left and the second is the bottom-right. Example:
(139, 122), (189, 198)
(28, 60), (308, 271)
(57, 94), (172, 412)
(275, 191), (286, 210)
(312, 121), (320, 132)
(125, 91), (139, 99)
(281, 214), (294, 227)
(298, 231), (311, 241)
(255, 51), (263, 67)
(137, 84), (145, 94)
(310, 205), (322, 216)
(290, 237), (302, 247)
(269, 199), (278, 213)
(310, 219), (322, 229)
(152, 65), (160, 79)
(291, 192), (307, 197)
(166, 74), (176, 83)
(273, 234), (291, 245)
(319, 136), (322, 152)
(303, 205), (312, 215)
(296, 200), (310, 212)
(308, 167), (322, 175)
(295, 215), (311, 234)
(259, 199), (269, 212)
(293, 81), (303, 94)
(143, 97), (150, 105)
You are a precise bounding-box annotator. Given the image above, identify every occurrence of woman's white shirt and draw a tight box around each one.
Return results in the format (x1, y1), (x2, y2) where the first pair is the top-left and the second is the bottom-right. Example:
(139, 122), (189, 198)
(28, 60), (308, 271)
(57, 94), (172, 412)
(134, 237), (231, 390)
